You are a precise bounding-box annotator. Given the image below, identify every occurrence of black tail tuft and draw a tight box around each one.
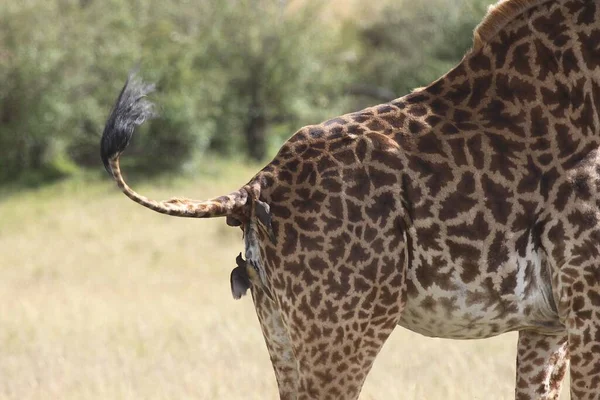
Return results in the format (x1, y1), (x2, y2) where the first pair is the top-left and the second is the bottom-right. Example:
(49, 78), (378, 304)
(100, 71), (157, 173)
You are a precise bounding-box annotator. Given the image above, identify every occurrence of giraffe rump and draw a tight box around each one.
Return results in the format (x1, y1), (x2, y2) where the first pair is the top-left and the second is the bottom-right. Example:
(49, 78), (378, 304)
(100, 72), (251, 220)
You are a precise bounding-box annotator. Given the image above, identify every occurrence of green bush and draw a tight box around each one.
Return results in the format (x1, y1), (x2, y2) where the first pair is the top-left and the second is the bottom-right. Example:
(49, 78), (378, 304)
(0, 0), (491, 184)
(348, 0), (490, 106)
(0, 0), (352, 182)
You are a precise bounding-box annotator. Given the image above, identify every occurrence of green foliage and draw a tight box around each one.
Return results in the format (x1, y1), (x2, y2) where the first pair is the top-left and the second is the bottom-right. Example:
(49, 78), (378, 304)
(0, 0), (350, 182)
(349, 0), (490, 105)
(186, 1), (352, 159)
(0, 0), (492, 185)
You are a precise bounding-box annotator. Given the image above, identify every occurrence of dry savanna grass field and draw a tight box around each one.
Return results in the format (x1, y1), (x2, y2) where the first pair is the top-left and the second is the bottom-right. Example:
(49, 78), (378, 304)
(0, 160), (570, 400)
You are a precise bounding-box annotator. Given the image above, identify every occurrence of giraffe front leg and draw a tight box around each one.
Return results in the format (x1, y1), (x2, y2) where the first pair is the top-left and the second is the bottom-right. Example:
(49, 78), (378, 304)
(568, 324), (600, 399)
(515, 330), (569, 400)
(251, 284), (299, 400)
(556, 260), (600, 399)
(566, 293), (600, 399)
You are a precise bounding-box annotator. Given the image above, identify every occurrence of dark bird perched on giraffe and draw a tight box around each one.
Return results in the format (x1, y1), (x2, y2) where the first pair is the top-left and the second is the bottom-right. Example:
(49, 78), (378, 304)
(100, 0), (600, 398)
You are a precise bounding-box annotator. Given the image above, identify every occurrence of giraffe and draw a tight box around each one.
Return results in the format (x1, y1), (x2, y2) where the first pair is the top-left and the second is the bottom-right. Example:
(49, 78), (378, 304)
(100, 0), (600, 398)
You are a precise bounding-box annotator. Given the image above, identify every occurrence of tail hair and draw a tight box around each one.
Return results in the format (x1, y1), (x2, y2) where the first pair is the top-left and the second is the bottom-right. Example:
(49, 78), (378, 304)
(100, 71), (250, 219)
(101, 71), (157, 172)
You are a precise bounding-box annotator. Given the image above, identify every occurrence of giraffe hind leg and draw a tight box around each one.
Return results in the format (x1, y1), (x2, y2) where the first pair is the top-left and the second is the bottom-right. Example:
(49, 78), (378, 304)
(266, 242), (407, 399)
(251, 284), (299, 399)
(277, 262), (405, 400)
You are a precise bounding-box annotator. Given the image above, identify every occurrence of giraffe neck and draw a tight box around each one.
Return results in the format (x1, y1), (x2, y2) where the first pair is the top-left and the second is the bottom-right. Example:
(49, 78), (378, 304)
(403, 0), (600, 143)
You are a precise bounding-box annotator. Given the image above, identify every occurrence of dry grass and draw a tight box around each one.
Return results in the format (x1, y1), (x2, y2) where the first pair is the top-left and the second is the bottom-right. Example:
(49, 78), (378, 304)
(0, 163), (569, 399)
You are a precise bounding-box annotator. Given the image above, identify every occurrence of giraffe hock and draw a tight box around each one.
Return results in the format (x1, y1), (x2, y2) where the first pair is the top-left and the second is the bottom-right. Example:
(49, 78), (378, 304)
(100, 71), (250, 219)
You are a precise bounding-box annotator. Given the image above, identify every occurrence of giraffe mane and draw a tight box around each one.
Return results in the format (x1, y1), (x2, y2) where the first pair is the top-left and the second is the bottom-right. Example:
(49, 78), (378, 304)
(472, 0), (553, 51)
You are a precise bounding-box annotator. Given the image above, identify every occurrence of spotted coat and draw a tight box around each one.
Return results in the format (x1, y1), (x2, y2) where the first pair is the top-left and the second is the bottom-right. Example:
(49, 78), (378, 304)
(101, 0), (600, 398)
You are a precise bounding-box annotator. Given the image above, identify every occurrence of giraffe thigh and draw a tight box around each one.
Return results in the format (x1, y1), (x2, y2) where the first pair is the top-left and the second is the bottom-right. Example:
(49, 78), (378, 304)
(271, 257), (406, 400)
(286, 304), (401, 400)
(251, 285), (299, 400)
(515, 330), (569, 400)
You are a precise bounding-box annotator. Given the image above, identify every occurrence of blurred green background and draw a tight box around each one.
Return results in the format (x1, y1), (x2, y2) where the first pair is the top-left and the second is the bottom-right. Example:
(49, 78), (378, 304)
(0, 0), (490, 187)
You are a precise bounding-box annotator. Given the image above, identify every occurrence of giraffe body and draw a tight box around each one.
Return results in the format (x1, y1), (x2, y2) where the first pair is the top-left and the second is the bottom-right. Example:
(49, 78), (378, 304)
(101, 0), (600, 398)
(398, 242), (562, 339)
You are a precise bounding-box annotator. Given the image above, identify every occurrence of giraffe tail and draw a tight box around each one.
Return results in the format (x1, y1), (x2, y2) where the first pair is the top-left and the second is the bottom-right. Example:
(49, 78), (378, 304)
(100, 71), (249, 219)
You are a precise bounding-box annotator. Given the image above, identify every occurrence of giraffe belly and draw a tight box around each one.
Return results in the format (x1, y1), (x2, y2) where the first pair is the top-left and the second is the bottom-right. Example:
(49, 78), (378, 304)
(396, 247), (564, 339)
(397, 291), (563, 339)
